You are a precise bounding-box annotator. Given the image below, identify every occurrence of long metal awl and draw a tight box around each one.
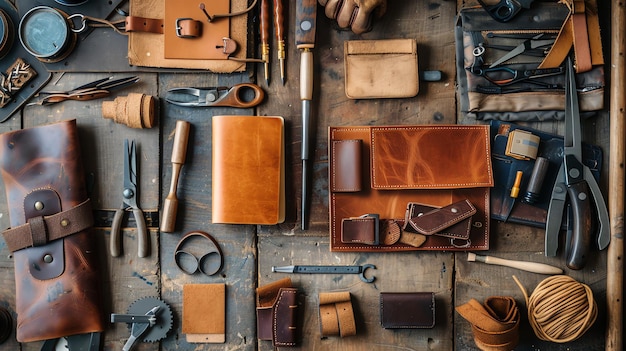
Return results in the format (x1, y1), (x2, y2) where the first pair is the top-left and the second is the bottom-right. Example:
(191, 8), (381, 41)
(272, 264), (376, 283)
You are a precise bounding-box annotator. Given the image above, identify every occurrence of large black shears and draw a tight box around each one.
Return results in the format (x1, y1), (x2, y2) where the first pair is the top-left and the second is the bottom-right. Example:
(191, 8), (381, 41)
(544, 58), (610, 270)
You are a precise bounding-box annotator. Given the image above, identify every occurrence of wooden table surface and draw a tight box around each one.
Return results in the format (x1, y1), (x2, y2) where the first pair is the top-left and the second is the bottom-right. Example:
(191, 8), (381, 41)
(0, 1), (614, 350)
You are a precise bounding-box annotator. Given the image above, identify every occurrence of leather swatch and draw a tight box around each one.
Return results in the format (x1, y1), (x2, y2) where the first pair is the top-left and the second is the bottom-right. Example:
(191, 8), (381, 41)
(182, 284), (226, 343)
(380, 292), (435, 329)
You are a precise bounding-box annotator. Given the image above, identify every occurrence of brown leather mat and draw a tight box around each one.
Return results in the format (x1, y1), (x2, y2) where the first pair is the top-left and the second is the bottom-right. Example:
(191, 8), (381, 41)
(0, 1), (51, 123)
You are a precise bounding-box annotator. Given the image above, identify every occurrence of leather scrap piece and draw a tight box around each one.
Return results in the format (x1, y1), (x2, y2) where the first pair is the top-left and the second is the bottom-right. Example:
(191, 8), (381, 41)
(456, 296), (520, 351)
(319, 292), (357, 337)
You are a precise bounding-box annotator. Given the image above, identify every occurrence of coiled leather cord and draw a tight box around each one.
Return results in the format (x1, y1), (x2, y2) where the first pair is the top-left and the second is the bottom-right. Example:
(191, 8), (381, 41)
(513, 275), (597, 343)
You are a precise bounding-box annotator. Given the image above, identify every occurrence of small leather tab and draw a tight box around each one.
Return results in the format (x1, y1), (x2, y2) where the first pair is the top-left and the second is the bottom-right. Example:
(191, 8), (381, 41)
(175, 18), (202, 38)
(319, 292), (357, 337)
(341, 214), (379, 245)
(28, 216), (48, 247)
(380, 292), (435, 329)
(330, 139), (362, 192)
(125, 16), (164, 34)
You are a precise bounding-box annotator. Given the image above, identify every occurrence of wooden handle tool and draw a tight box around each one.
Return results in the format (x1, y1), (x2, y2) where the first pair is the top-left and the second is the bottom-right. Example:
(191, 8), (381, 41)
(467, 252), (563, 275)
(161, 120), (191, 233)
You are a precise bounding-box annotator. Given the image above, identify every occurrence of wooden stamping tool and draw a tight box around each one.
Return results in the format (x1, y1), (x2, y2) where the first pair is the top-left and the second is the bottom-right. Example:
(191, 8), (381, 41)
(161, 120), (191, 233)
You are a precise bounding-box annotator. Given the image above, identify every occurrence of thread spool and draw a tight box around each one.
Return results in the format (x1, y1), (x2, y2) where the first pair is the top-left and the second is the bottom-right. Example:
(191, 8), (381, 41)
(102, 93), (156, 129)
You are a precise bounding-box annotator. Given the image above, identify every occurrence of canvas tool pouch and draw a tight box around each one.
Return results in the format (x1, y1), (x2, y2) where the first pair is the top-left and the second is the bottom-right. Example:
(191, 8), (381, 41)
(328, 125), (493, 252)
(0, 119), (103, 342)
(455, 1), (604, 121)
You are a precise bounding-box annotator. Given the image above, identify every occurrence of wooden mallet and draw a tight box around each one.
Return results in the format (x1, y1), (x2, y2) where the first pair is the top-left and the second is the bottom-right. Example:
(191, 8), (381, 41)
(161, 120), (191, 233)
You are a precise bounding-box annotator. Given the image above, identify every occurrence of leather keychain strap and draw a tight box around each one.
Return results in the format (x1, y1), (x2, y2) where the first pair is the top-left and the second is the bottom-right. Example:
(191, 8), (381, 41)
(319, 292), (357, 337)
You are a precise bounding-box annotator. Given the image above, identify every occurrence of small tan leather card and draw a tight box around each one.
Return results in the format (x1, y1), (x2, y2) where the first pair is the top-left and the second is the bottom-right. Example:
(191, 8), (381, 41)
(183, 284), (226, 343)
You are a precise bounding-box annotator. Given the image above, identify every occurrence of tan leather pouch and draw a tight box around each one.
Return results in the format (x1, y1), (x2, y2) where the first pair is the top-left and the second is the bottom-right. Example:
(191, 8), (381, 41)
(344, 39), (418, 99)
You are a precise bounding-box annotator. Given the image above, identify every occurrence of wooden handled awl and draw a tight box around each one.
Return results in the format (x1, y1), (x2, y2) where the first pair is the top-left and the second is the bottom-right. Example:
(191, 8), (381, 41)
(468, 252), (563, 275)
(161, 120), (191, 233)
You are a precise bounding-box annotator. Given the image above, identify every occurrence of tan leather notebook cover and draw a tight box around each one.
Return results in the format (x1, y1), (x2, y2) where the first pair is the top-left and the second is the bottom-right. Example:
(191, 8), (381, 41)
(182, 284), (226, 343)
(212, 116), (285, 224)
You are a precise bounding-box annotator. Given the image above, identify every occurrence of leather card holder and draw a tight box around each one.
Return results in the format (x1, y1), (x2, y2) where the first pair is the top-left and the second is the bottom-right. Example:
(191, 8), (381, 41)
(330, 139), (362, 192)
(341, 214), (379, 245)
(405, 199), (476, 239)
(344, 39), (418, 99)
(380, 292), (435, 329)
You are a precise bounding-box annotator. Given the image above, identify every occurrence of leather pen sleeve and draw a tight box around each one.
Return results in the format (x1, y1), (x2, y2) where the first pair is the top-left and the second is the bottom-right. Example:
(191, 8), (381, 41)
(330, 139), (362, 192)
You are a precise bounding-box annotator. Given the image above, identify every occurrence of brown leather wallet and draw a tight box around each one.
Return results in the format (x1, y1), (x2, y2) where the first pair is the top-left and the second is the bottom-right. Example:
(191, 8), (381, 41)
(404, 199), (476, 240)
(380, 292), (435, 329)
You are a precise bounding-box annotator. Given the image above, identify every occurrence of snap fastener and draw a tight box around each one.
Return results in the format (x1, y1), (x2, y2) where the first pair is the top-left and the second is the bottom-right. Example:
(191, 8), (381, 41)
(60, 218), (70, 227)
(451, 207), (458, 213)
(43, 254), (53, 263)
(34, 201), (44, 211)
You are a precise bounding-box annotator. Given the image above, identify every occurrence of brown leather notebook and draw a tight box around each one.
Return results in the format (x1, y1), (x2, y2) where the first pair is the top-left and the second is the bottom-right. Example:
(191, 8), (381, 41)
(182, 284), (226, 343)
(212, 116), (285, 224)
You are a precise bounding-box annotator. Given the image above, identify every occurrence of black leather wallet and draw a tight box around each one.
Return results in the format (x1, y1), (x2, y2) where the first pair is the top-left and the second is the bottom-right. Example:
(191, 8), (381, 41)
(490, 121), (603, 228)
(380, 292), (435, 329)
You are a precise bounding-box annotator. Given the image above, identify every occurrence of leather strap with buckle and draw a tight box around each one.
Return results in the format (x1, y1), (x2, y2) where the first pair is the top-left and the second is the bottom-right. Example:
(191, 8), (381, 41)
(175, 18), (202, 38)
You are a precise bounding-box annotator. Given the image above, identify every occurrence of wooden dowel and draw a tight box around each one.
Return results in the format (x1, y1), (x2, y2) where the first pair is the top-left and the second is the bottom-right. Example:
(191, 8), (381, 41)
(607, 0), (625, 350)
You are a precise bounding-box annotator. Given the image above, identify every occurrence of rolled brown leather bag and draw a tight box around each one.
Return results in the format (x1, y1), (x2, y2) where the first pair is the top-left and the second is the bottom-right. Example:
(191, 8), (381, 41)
(0, 119), (104, 342)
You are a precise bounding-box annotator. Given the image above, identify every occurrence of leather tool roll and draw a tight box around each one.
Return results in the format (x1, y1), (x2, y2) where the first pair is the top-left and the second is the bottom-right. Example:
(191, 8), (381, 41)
(0, 120), (104, 342)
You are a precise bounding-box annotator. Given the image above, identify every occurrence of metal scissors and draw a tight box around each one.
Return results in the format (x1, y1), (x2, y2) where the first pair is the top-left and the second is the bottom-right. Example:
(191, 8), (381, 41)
(165, 82), (264, 108)
(489, 34), (554, 68)
(32, 76), (139, 105)
(110, 139), (149, 258)
(544, 58), (610, 270)
(469, 66), (563, 87)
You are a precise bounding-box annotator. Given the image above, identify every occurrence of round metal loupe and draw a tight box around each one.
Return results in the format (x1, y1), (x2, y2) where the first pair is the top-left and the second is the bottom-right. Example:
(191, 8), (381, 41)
(19, 6), (76, 62)
(55, 0), (90, 6)
(0, 9), (14, 60)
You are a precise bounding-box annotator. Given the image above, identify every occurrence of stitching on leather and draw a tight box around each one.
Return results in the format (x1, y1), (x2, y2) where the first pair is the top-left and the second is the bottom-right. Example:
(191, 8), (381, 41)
(273, 289), (296, 347)
(370, 126), (493, 189)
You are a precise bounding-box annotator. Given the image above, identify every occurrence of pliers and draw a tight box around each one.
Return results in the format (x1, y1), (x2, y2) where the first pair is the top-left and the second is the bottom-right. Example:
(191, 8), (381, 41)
(544, 58), (610, 270)
(110, 139), (149, 258)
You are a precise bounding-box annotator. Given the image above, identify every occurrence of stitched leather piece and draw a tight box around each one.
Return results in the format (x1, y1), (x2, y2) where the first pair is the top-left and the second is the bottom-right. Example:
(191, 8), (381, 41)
(319, 292), (357, 337)
(0, 120), (103, 342)
(330, 139), (362, 192)
(341, 214), (378, 245)
(456, 297), (520, 351)
(370, 126), (493, 189)
(256, 278), (299, 347)
(407, 199), (476, 237)
(380, 292), (435, 328)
